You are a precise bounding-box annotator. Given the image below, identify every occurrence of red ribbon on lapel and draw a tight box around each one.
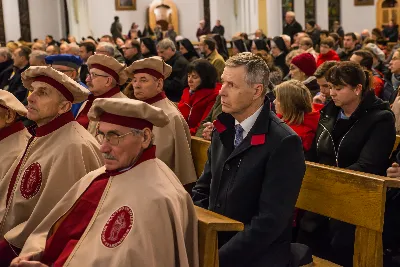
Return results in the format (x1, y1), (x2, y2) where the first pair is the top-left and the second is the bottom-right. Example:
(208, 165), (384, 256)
(213, 120), (226, 133)
(251, 134), (266, 146)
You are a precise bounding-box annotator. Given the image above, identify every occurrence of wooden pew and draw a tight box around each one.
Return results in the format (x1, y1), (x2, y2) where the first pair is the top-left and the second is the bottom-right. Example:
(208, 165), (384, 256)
(191, 137), (400, 267)
(393, 135), (400, 153)
(196, 207), (244, 267)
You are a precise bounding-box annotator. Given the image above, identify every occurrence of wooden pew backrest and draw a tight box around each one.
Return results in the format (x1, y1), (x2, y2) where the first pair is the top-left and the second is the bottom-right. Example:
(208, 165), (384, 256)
(191, 136), (400, 267)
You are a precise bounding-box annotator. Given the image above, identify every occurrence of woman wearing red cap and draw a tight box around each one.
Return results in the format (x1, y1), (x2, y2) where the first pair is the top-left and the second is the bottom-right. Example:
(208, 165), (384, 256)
(290, 52), (319, 96)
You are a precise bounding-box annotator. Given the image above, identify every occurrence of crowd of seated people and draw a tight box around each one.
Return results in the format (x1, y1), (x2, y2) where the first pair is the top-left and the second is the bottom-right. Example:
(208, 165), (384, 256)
(1, 11), (400, 267)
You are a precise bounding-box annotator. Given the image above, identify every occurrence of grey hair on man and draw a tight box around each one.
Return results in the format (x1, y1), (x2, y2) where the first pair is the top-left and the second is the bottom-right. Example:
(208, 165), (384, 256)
(29, 50), (48, 66)
(225, 52), (271, 94)
(0, 47), (12, 61)
(156, 38), (176, 52)
(97, 42), (115, 57)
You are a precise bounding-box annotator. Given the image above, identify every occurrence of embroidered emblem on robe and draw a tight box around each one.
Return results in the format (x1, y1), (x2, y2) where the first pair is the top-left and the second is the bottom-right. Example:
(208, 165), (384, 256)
(20, 162), (42, 199)
(101, 206), (134, 248)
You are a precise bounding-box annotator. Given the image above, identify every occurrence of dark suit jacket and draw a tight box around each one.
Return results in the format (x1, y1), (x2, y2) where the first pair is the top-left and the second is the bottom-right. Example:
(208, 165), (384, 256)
(0, 59), (13, 90)
(164, 52), (189, 102)
(6, 64), (29, 105)
(192, 100), (306, 267)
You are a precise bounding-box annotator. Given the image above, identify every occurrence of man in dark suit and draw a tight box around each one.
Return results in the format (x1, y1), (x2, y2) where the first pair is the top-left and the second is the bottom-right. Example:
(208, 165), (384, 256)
(156, 38), (189, 102)
(192, 52), (306, 267)
(6, 46), (31, 105)
(283, 11), (303, 42)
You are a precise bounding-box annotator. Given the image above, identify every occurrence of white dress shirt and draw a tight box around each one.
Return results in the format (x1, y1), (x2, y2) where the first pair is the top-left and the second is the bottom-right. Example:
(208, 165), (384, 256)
(234, 105), (263, 140)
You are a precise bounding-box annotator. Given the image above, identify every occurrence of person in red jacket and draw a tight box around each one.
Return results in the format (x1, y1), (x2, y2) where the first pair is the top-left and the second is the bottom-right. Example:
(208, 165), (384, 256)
(274, 80), (320, 151)
(316, 37), (340, 67)
(178, 59), (219, 135)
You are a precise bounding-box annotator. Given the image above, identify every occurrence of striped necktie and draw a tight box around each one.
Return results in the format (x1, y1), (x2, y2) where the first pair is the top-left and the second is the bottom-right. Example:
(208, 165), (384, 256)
(234, 124), (244, 148)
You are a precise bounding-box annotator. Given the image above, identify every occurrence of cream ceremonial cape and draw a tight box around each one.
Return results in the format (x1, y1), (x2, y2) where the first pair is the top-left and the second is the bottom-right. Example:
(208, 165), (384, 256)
(0, 112), (104, 248)
(0, 122), (30, 181)
(151, 98), (197, 185)
(21, 157), (199, 267)
(76, 91), (127, 136)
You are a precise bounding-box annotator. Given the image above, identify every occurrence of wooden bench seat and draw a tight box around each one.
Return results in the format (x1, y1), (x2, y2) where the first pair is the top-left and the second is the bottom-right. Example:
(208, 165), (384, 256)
(192, 137), (400, 267)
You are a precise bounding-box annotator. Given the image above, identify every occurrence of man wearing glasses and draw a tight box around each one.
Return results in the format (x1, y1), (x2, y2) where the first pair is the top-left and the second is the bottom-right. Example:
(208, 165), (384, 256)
(11, 98), (199, 267)
(0, 66), (103, 265)
(122, 39), (143, 66)
(45, 54), (88, 117)
(75, 54), (128, 136)
(383, 48), (400, 104)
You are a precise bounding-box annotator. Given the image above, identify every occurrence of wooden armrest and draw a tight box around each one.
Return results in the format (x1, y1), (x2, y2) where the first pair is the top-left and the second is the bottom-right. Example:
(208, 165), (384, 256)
(195, 206), (244, 232)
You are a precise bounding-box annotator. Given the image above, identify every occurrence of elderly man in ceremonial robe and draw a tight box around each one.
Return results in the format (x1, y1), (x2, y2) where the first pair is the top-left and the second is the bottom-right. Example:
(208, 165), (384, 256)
(11, 98), (199, 267)
(0, 91), (30, 180)
(0, 66), (104, 266)
(124, 57), (197, 186)
(75, 54), (127, 136)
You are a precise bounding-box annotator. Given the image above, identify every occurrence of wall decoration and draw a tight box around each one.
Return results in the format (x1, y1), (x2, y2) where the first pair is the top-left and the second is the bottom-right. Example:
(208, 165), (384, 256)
(115, 0), (136, 10)
(354, 0), (374, 6)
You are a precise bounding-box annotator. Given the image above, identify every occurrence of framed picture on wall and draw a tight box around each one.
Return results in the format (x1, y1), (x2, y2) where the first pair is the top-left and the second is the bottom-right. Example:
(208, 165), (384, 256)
(115, 0), (136, 10)
(354, 0), (374, 6)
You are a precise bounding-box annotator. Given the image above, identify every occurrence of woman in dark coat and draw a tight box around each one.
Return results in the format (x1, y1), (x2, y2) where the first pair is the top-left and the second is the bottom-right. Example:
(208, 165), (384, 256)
(299, 61), (396, 266)
(271, 36), (289, 76)
(212, 34), (228, 60)
(140, 37), (157, 58)
(251, 39), (269, 55)
(178, 38), (200, 62)
(231, 39), (248, 55)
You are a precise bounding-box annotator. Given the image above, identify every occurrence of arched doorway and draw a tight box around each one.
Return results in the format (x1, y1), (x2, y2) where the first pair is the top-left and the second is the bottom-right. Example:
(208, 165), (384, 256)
(377, 0), (399, 29)
(149, 0), (179, 33)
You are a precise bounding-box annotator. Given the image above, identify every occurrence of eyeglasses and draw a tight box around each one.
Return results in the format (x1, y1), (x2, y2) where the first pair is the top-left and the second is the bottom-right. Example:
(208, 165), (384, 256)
(122, 46), (134, 51)
(86, 73), (110, 80)
(392, 57), (400, 61)
(95, 130), (134, 146)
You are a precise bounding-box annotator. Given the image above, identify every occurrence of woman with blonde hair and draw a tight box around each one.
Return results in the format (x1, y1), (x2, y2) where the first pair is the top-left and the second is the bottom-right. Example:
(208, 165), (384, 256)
(274, 80), (320, 151)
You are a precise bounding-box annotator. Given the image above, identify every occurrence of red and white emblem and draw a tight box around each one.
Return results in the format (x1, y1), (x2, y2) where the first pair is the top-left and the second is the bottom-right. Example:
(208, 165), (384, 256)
(101, 206), (134, 248)
(20, 162), (42, 199)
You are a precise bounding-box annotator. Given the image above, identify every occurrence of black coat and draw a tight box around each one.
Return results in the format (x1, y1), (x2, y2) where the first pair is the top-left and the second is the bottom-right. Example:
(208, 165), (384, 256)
(164, 52), (189, 102)
(283, 20), (303, 41)
(192, 100), (306, 267)
(274, 53), (289, 77)
(6, 65), (29, 105)
(0, 59), (14, 90)
(301, 91), (395, 266)
(79, 64), (89, 86)
(307, 91), (395, 174)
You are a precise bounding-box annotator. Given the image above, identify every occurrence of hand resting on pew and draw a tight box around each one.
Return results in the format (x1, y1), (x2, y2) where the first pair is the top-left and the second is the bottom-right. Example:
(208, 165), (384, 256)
(387, 162), (400, 178)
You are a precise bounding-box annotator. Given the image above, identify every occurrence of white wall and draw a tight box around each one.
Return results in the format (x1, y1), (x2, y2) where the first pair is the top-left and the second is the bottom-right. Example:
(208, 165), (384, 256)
(341, 0), (376, 34)
(84, 0), (202, 42)
(28, 0), (65, 40)
(2, 0), (21, 42)
(316, 0), (329, 30)
(210, 0), (235, 39)
(266, 0), (282, 37)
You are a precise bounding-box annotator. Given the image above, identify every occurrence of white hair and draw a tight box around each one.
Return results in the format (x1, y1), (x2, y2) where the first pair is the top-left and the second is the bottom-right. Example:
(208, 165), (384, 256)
(280, 34), (291, 43)
(286, 11), (295, 17)
(97, 42), (115, 56)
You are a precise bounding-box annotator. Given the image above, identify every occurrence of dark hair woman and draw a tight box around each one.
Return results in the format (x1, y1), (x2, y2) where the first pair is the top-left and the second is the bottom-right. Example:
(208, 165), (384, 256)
(177, 59), (220, 135)
(298, 61), (396, 266)
(140, 37), (157, 58)
(271, 36), (290, 76)
(178, 38), (200, 62)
